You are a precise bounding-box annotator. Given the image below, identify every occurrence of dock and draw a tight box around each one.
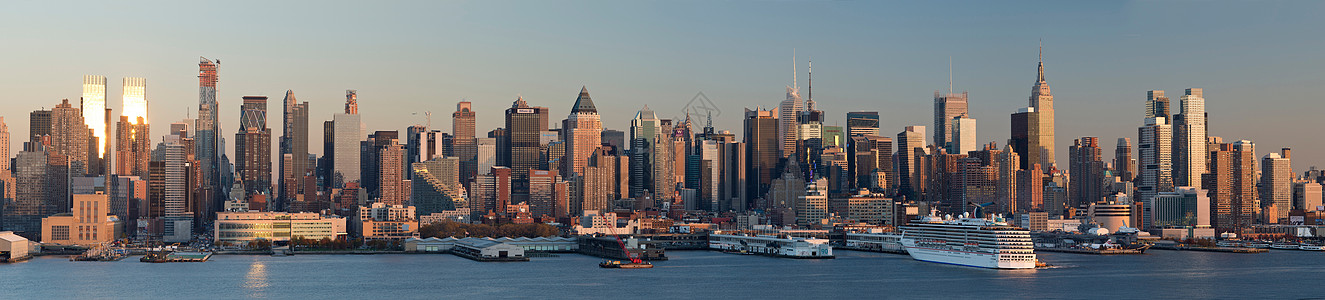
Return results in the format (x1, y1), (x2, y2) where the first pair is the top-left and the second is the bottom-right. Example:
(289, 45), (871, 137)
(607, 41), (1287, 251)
(141, 251), (213, 262)
(1035, 245), (1149, 255)
(1150, 244), (1267, 253)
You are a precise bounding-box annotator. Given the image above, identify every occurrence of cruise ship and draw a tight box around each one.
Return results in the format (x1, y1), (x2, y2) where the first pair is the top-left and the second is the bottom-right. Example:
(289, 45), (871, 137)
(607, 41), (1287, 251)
(899, 213), (1036, 269)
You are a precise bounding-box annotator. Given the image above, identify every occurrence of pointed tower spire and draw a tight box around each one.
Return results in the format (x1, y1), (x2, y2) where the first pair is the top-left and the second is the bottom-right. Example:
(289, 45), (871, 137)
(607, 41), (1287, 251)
(948, 56), (953, 94)
(1037, 40), (1045, 83)
(793, 49), (799, 90)
(807, 58), (815, 111)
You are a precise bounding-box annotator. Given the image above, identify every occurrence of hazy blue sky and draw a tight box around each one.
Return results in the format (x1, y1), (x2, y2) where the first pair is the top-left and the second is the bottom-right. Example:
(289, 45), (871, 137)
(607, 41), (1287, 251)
(2, 1), (1323, 170)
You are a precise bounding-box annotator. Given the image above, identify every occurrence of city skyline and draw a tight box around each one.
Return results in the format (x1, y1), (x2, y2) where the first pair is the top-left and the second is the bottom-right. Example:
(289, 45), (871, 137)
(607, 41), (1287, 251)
(2, 1), (1324, 172)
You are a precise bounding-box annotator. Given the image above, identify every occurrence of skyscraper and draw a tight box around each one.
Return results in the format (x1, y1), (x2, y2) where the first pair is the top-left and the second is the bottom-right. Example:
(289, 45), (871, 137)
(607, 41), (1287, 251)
(846, 111), (880, 137)
(333, 90), (364, 188)
(1068, 137), (1104, 209)
(744, 107), (779, 202)
(778, 57), (803, 158)
(1138, 117), (1173, 207)
(279, 90), (310, 208)
(1028, 45), (1055, 169)
(1010, 107), (1035, 170)
(0, 117), (12, 200)
(379, 142), (408, 206)
(115, 78), (150, 178)
(81, 75), (108, 171)
(1173, 88), (1207, 188)
(505, 96), (545, 198)
(453, 101), (477, 186)
(896, 126), (927, 201)
(934, 91), (969, 152)
(412, 157), (467, 217)
(1114, 138), (1134, 183)
(629, 106), (660, 200)
(1207, 140), (1256, 235)
(564, 86), (602, 177)
(951, 115), (977, 155)
(1145, 90), (1169, 120)
(1260, 149), (1292, 223)
(50, 99), (92, 175)
(196, 57), (221, 217)
(235, 96), (272, 198)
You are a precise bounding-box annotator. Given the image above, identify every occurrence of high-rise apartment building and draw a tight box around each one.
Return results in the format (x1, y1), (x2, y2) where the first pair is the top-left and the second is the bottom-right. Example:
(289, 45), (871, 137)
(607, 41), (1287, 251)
(0, 117), (11, 200)
(50, 99), (92, 176)
(412, 157), (467, 217)
(235, 96), (272, 197)
(1206, 140), (1256, 235)
(1138, 117), (1173, 206)
(378, 143), (408, 206)
(116, 78), (151, 178)
(195, 57), (220, 218)
(934, 91), (969, 152)
(1173, 88), (1207, 188)
(1260, 149), (1292, 223)
(81, 75), (108, 172)
(1068, 137), (1105, 209)
(333, 90), (364, 188)
(279, 90), (310, 208)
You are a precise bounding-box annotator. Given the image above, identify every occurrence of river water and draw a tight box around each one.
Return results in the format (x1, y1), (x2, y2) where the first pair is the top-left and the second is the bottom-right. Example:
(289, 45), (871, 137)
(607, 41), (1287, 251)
(2, 249), (1320, 298)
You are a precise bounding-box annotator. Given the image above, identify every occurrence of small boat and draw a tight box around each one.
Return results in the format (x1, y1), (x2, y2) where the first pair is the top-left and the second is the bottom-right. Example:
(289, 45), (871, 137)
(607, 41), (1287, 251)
(1270, 242), (1298, 250)
(1215, 240), (1240, 247)
(1247, 242), (1270, 249)
(1298, 244), (1324, 251)
(599, 260), (653, 269)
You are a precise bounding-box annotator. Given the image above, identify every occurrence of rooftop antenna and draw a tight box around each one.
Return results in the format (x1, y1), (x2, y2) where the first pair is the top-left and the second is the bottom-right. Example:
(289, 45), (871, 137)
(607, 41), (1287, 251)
(949, 56), (953, 94)
(808, 58), (814, 111)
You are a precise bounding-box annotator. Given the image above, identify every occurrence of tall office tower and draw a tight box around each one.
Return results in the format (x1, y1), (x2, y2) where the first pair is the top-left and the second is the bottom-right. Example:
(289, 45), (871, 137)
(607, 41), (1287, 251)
(26, 109), (52, 151)
(1016, 163), (1045, 214)
(956, 149), (998, 215)
(744, 107), (779, 201)
(896, 126), (927, 201)
(846, 111), (880, 137)
(564, 86), (602, 178)
(319, 120), (334, 190)
(453, 101), (477, 186)
(412, 157), (467, 217)
(934, 91), (969, 152)
(195, 57), (220, 217)
(951, 115), (977, 155)
(279, 90), (309, 207)
(1010, 107), (1035, 169)
(527, 169), (563, 218)
(476, 137), (496, 176)
(925, 149), (967, 214)
(1137, 117), (1173, 206)
(51, 99), (93, 175)
(81, 75), (108, 173)
(1114, 138), (1134, 183)
(1207, 140), (1256, 235)
(378, 143), (408, 206)
(1068, 137), (1105, 209)
(116, 78), (151, 178)
(1260, 149), (1292, 223)
(721, 140), (748, 212)
(629, 106), (660, 199)
(847, 135), (893, 192)
(995, 145), (1020, 214)
(234, 96), (272, 198)
(333, 90), (364, 189)
(778, 58), (803, 158)
(1173, 88), (1207, 188)
(505, 97), (545, 197)
(1027, 45), (1055, 169)
(1146, 90), (1170, 120)
(796, 98), (824, 171)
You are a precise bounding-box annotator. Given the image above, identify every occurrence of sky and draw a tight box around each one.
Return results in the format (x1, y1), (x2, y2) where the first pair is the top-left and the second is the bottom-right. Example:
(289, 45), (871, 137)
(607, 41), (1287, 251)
(2, 0), (1323, 171)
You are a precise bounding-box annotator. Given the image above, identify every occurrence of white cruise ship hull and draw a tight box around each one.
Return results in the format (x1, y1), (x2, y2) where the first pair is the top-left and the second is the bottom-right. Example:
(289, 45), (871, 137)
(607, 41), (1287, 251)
(901, 240), (1035, 269)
